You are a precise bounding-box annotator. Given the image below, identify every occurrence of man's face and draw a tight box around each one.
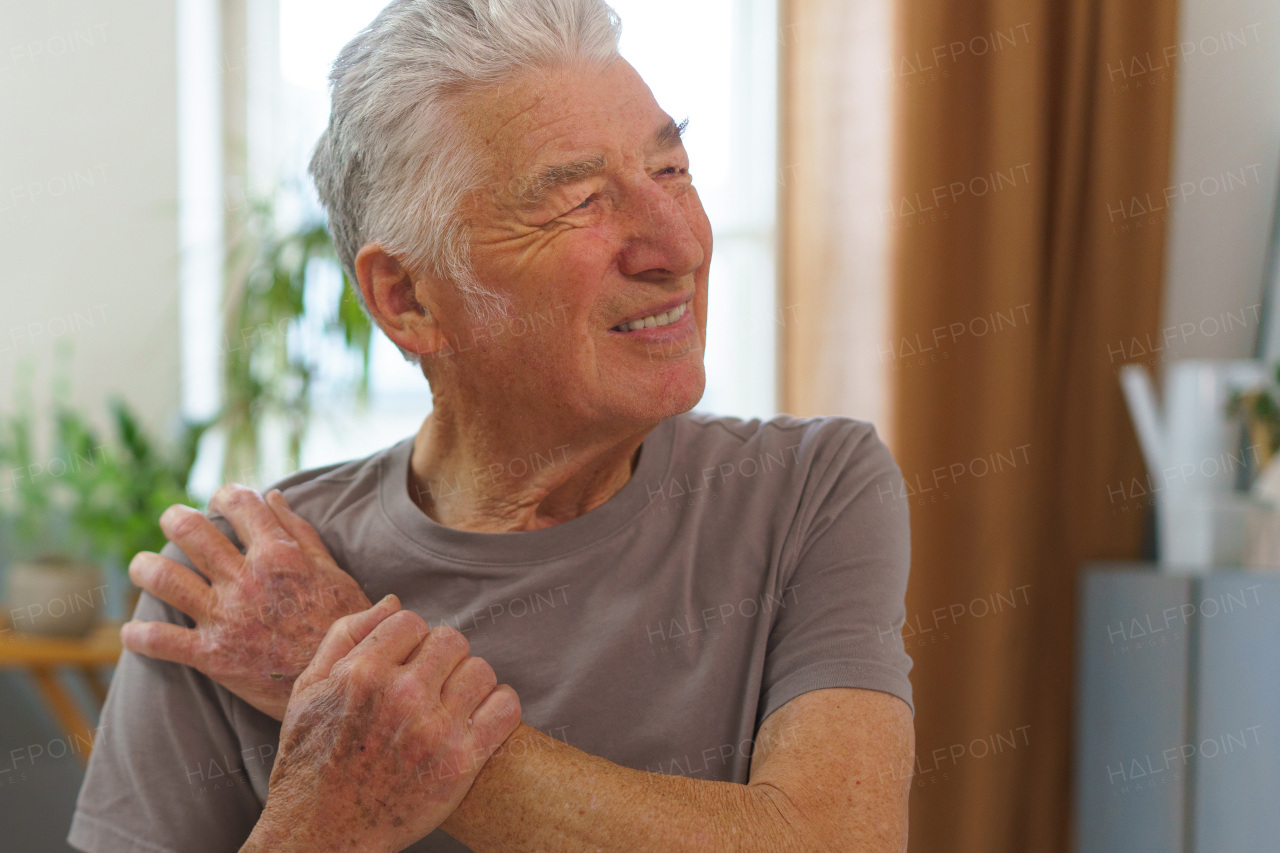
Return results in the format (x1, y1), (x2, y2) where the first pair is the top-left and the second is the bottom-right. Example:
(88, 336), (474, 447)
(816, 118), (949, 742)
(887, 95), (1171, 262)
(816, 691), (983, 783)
(438, 59), (711, 432)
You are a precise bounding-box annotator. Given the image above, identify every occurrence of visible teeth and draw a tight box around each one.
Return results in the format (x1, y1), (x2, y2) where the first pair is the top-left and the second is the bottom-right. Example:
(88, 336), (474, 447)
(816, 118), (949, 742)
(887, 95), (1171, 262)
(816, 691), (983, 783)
(617, 301), (688, 332)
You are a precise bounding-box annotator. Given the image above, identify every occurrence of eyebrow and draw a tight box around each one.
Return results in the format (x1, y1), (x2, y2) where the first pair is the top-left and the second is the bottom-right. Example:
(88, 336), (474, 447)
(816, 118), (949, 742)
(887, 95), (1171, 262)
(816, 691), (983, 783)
(513, 117), (689, 208)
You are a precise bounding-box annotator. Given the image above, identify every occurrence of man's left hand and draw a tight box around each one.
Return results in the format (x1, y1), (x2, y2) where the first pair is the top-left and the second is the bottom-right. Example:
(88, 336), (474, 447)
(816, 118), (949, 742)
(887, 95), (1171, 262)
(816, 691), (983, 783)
(122, 484), (372, 721)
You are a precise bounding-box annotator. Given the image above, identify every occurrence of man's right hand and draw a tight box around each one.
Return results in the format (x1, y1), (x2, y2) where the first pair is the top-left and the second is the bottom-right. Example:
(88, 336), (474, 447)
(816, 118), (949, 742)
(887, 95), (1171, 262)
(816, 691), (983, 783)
(122, 485), (375, 721)
(241, 595), (522, 853)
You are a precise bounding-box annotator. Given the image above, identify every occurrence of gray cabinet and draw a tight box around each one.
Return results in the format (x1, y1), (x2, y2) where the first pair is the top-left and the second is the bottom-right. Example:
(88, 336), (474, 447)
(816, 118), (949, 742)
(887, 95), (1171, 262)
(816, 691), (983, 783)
(1074, 565), (1280, 852)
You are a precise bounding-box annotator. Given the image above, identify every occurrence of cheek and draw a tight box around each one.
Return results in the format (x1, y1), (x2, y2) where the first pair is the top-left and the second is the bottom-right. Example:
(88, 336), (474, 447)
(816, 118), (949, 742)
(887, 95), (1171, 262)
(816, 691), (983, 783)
(512, 232), (615, 298)
(528, 245), (618, 329)
(695, 220), (714, 265)
(473, 309), (595, 384)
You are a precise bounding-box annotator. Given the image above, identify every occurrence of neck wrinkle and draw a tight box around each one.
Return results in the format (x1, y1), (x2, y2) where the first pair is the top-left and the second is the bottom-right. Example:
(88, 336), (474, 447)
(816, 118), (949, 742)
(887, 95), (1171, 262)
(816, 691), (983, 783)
(408, 399), (652, 533)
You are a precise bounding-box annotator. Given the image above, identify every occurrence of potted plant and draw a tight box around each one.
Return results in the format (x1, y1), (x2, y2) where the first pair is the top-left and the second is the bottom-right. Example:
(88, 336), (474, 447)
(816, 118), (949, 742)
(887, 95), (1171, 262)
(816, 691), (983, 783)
(1227, 365), (1280, 569)
(0, 380), (100, 636)
(0, 368), (207, 634)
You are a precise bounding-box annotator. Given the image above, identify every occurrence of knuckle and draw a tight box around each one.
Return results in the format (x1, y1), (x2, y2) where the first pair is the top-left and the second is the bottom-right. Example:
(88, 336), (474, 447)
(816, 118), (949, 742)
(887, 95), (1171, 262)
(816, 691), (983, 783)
(130, 621), (156, 647)
(431, 625), (469, 655)
(256, 540), (296, 564)
(166, 507), (204, 540)
(466, 656), (497, 688)
(213, 483), (246, 502)
(327, 612), (358, 641)
(328, 655), (357, 682)
(390, 609), (429, 635)
(127, 551), (155, 583)
(194, 623), (221, 654)
(495, 685), (522, 719)
(158, 503), (186, 527)
(386, 673), (425, 707)
(225, 485), (259, 506)
(336, 655), (380, 686)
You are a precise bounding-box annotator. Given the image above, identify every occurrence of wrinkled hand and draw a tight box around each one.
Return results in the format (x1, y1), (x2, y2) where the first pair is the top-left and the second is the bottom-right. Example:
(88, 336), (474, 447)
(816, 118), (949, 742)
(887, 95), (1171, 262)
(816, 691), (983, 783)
(242, 595), (521, 853)
(121, 484), (372, 720)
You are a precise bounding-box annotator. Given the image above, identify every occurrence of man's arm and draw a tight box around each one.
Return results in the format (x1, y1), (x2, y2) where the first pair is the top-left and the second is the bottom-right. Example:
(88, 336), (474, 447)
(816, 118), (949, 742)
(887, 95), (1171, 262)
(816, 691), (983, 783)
(439, 688), (913, 852)
(240, 596), (521, 853)
(127, 484), (914, 849)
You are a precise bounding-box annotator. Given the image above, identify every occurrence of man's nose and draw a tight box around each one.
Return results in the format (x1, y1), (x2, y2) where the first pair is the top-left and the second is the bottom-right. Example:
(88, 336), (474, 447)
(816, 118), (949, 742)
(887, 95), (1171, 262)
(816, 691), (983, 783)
(616, 182), (705, 280)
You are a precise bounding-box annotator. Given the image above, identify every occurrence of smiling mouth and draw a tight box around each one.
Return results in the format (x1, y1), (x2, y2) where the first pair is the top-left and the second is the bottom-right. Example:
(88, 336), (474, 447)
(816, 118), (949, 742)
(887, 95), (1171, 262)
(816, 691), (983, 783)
(611, 300), (690, 332)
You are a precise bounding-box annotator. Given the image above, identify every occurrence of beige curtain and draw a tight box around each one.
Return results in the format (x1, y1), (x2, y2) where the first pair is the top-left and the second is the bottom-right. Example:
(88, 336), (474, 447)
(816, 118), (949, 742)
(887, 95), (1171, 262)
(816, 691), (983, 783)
(779, 0), (897, 431)
(780, 0), (1178, 850)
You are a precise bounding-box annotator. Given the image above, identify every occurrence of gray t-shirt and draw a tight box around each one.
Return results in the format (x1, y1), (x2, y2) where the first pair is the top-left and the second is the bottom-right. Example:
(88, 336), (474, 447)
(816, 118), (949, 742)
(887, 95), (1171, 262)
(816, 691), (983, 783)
(69, 412), (913, 853)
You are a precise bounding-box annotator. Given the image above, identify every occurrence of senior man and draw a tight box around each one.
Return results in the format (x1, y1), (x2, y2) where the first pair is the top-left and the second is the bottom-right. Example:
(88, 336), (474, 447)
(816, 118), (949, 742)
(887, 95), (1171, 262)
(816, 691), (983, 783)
(70, 1), (915, 851)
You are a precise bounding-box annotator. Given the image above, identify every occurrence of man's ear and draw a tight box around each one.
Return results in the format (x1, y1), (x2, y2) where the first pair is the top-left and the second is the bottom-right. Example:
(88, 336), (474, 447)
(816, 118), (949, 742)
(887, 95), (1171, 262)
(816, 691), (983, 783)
(353, 244), (450, 358)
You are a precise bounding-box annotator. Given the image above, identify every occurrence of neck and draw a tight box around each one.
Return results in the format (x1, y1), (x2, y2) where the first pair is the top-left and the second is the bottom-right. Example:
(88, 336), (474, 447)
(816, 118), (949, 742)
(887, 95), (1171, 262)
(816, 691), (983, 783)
(407, 395), (652, 533)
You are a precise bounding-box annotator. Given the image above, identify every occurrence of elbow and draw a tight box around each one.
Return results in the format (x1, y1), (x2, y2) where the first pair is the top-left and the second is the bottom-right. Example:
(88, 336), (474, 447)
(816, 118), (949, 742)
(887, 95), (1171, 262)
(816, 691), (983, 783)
(749, 779), (909, 853)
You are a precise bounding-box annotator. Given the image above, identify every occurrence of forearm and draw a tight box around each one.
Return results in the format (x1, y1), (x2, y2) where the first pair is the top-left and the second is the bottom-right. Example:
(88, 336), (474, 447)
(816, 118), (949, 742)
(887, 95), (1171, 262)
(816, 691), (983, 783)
(440, 724), (819, 852)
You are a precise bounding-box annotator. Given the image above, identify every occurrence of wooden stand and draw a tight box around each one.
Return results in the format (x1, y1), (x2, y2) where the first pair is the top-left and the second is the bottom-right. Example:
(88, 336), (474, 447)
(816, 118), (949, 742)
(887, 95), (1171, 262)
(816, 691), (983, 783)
(0, 614), (123, 765)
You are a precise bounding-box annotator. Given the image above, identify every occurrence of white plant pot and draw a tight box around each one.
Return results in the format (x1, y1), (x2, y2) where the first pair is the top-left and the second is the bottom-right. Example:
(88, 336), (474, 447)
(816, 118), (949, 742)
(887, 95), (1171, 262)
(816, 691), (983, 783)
(6, 557), (105, 637)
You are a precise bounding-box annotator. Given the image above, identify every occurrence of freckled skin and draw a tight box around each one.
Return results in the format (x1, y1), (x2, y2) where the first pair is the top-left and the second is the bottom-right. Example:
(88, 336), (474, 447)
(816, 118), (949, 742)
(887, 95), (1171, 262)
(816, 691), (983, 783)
(244, 600), (521, 853)
(123, 486), (373, 721)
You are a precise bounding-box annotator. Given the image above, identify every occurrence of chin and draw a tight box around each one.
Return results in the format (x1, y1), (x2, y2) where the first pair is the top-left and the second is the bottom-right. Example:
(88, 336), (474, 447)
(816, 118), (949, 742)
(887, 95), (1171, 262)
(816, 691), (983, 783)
(625, 363), (706, 423)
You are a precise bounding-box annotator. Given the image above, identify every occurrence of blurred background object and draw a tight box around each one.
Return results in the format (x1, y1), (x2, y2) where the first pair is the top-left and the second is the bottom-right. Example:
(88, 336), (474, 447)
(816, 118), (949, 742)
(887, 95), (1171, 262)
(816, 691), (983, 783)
(2, 0), (1280, 851)
(782, 0), (1280, 850)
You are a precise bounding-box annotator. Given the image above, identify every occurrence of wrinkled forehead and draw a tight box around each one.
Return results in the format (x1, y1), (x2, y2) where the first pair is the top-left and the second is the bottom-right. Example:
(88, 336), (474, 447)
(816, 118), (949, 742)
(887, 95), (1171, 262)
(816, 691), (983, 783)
(456, 60), (673, 200)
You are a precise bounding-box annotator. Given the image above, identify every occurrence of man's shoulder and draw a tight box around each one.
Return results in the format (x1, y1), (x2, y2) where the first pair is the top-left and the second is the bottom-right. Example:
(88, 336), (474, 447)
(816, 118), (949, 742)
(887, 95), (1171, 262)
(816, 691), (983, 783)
(657, 411), (902, 514)
(262, 438), (411, 529)
(670, 411), (895, 473)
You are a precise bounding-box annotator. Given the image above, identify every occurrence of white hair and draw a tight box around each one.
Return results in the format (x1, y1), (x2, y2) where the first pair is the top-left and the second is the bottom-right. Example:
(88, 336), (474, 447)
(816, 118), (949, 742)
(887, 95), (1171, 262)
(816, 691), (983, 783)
(309, 0), (623, 335)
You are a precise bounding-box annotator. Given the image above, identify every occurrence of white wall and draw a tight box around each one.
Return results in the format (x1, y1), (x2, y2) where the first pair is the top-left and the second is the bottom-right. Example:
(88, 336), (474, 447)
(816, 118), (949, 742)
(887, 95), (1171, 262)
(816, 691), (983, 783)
(0, 1), (180, 442)
(1160, 1), (1280, 358)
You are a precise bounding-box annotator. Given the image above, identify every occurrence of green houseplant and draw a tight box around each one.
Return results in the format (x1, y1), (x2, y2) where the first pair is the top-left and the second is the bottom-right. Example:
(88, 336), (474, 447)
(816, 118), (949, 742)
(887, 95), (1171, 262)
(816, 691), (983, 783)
(0, 366), (207, 633)
(220, 195), (373, 484)
(1227, 362), (1280, 481)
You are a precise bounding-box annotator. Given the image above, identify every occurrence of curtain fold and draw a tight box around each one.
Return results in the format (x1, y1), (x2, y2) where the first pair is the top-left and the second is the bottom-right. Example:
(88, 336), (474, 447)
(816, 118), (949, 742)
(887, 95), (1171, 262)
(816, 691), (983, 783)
(781, 0), (1179, 850)
(891, 2), (1177, 851)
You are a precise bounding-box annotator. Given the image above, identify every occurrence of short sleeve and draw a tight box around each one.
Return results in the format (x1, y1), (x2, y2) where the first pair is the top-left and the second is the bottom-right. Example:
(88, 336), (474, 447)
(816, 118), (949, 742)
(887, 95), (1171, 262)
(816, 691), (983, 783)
(68, 535), (277, 853)
(758, 422), (914, 724)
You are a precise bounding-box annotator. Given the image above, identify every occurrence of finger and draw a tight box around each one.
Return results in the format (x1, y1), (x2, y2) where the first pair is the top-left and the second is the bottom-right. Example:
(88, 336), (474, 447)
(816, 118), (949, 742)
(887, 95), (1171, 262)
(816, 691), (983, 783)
(158, 504), (244, 581)
(468, 684), (522, 749)
(350, 608), (431, 666)
(264, 489), (333, 565)
(128, 551), (215, 621)
(120, 620), (201, 668)
(299, 594), (402, 688)
(440, 656), (498, 718)
(407, 625), (471, 695)
(209, 484), (289, 553)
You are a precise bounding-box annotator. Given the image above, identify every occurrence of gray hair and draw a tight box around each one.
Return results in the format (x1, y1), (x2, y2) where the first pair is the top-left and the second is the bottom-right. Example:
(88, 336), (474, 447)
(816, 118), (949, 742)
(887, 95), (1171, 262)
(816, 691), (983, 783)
(309, 0), (623, 334)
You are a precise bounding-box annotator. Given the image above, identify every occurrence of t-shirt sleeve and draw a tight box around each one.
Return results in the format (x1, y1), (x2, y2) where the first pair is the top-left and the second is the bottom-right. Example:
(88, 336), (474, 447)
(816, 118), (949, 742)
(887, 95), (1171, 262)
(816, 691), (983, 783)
(68, 535), (274, 853)
(757, 421), (914, 725)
